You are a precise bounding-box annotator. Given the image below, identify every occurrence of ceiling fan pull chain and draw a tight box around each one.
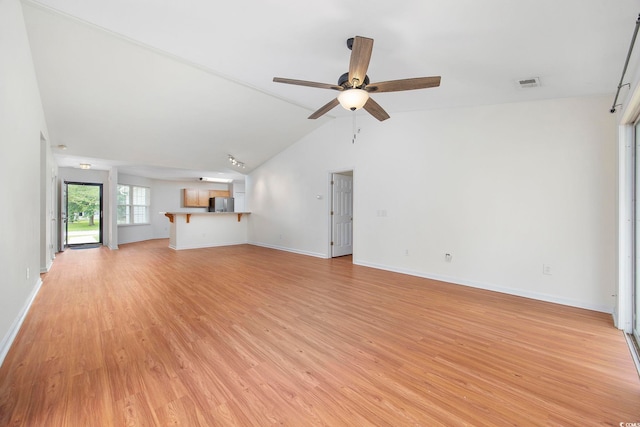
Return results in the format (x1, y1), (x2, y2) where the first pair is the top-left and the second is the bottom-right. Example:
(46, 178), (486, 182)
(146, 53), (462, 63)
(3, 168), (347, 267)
(352, 111), (357, 144)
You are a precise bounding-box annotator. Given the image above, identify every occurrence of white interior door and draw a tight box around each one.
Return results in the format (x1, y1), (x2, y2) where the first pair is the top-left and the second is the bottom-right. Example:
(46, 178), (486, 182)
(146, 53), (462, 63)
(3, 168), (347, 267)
(331, 172), (353, 257)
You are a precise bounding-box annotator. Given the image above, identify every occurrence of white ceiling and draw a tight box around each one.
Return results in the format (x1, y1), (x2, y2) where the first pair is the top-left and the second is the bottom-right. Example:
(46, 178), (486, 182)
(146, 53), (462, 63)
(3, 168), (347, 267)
(21, 0), (640, 181)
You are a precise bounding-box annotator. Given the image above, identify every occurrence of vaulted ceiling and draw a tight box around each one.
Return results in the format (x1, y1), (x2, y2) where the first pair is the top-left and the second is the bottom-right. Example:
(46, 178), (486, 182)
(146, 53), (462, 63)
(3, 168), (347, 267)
(21, 0), (640, 180)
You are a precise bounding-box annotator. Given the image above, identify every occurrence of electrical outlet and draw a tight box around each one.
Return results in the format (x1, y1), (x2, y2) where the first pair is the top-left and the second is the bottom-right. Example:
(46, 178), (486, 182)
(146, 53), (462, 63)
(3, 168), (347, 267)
(404, 249), (409, 256)
(445, 253), (452, 262)
(543, 264), (552, 275)
(26, 267), (30, 279)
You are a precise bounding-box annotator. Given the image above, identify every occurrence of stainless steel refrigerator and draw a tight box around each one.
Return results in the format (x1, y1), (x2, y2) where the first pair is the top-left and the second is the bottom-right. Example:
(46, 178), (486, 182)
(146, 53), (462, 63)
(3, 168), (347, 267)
(208, 197), (234, 212)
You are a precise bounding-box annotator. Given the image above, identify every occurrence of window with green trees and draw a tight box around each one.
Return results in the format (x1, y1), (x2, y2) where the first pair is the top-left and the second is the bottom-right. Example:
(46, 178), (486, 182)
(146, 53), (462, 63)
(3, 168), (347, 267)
(117, 184), (150, 225)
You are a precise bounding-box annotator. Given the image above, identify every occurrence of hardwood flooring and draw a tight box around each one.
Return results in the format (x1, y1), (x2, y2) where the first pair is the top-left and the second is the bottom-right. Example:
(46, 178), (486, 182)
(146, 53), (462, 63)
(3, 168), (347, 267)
(1, 239), (639, 426)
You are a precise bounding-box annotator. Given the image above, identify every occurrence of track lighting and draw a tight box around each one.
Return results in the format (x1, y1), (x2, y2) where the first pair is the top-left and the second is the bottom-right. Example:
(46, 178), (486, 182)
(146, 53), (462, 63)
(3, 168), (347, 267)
(228, 155), (245, 168)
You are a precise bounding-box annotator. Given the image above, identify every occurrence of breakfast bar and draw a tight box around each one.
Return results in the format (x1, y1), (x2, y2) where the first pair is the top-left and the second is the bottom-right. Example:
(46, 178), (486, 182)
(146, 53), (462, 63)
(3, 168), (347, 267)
(163, 211), (250, 250)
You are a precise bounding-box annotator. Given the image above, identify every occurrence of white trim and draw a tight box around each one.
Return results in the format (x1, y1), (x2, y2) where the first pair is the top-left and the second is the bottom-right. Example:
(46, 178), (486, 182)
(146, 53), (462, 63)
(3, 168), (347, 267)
(621, 76), (640, 125)
(0, 278), (43, 367)
(624, 333), (640, 378)
(170, 241), (248, 251)
(249, 241), (327, 259)
(617, 125), (635, 332)
(354, 259), (612, 314)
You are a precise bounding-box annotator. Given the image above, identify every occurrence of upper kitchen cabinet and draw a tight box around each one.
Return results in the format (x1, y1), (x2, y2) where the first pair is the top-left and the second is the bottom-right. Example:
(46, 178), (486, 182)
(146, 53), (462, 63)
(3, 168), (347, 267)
(183, 188), (231, 207)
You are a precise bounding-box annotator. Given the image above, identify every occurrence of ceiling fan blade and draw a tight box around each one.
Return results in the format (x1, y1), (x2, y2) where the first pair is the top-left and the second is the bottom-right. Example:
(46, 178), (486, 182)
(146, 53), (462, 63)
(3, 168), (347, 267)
(363, 97), (390, 122)
(366, 76), (441, 93)
(273, 77), (343, 91)
(348, 36), (374, 88)
(308, 98), (340, 119)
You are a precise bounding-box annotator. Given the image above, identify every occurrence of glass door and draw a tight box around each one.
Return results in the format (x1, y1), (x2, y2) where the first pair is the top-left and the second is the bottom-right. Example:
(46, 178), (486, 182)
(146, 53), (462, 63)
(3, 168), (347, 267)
(65, 182), (103, 247)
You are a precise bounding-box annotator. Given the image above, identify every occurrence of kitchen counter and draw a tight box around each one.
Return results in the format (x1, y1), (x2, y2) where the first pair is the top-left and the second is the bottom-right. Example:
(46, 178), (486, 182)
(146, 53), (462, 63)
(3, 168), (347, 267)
(163, 211), (251, 250)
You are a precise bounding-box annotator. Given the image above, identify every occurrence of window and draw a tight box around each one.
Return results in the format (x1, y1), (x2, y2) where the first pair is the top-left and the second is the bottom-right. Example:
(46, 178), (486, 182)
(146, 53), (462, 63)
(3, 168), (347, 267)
(117, 184), (150, 225)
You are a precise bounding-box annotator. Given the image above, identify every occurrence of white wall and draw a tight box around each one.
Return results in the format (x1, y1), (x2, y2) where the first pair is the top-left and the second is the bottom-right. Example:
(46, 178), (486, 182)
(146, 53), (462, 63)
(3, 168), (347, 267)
(247, 121), (356, 257)
(232, 182), (246, 213)
(248, 95), (617, 312)
(0, 0), (50, 364)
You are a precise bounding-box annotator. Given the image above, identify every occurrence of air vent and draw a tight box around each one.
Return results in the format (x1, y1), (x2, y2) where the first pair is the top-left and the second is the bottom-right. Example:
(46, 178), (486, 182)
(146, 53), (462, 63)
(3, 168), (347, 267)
(517, 77), (541, 88)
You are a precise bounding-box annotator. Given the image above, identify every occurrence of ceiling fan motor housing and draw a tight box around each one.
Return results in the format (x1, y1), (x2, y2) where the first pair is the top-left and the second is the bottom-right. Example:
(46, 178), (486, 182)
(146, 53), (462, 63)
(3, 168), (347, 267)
(338, 72), (370, 89)
(346, 37), (354, 50)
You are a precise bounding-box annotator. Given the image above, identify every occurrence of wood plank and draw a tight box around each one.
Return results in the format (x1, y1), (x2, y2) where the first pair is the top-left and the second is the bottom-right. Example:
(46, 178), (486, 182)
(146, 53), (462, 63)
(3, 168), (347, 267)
(209, 190), (230, 198)
(0, 239), (638, 425)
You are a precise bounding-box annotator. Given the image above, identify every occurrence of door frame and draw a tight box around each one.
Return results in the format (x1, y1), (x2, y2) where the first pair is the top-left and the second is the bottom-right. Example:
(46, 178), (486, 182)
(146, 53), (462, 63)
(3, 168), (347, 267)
(633, 122), (640, 348)
(64, 181), (104, 247)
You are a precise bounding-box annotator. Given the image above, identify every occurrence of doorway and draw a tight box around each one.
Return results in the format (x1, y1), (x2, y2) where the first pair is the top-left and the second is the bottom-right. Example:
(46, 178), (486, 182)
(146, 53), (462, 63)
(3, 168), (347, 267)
(64, 182), (103, 247)
(331, 171), (353, 258)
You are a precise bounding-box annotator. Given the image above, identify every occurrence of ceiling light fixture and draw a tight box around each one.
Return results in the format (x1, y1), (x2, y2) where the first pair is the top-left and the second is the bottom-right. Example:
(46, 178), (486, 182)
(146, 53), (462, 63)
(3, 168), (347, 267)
(79, 163), (91, 169)
(200, 177), (233, 183)
(337, 88), (369, 111)
(228, 154), (245, 168)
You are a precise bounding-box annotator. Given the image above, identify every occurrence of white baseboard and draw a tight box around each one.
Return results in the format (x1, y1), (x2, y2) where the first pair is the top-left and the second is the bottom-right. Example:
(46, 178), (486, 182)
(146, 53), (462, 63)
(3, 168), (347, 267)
(249, 241), (327, 259)
(612, 306), (620, 329)
(40, 259), (53, 274)
(353, 259), (613, 314)
(0, 278), (43, 367)
(170, 241), (247, 251)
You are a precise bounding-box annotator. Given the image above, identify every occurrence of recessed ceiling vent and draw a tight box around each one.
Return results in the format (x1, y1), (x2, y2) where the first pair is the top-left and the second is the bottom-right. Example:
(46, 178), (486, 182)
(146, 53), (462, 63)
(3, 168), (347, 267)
(517, 77), (541, 88)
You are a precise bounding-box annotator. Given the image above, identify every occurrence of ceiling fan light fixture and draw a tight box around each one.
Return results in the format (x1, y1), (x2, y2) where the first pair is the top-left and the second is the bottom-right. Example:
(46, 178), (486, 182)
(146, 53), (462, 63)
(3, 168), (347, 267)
(338, 89), (369, 111)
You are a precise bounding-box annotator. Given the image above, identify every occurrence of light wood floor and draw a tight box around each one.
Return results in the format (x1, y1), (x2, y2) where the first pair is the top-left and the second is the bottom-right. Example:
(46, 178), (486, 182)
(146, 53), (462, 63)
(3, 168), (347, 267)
(1, 239), (639, 426)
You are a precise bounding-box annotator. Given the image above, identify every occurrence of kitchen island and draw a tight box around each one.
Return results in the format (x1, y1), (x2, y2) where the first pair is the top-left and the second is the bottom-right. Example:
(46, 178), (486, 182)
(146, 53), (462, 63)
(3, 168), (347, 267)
(163, 212), (250, 250)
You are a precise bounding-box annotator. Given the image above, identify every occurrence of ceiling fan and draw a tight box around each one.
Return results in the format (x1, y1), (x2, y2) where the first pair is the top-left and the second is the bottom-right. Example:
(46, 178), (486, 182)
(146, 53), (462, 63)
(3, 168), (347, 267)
(273, 36), (441, 122)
